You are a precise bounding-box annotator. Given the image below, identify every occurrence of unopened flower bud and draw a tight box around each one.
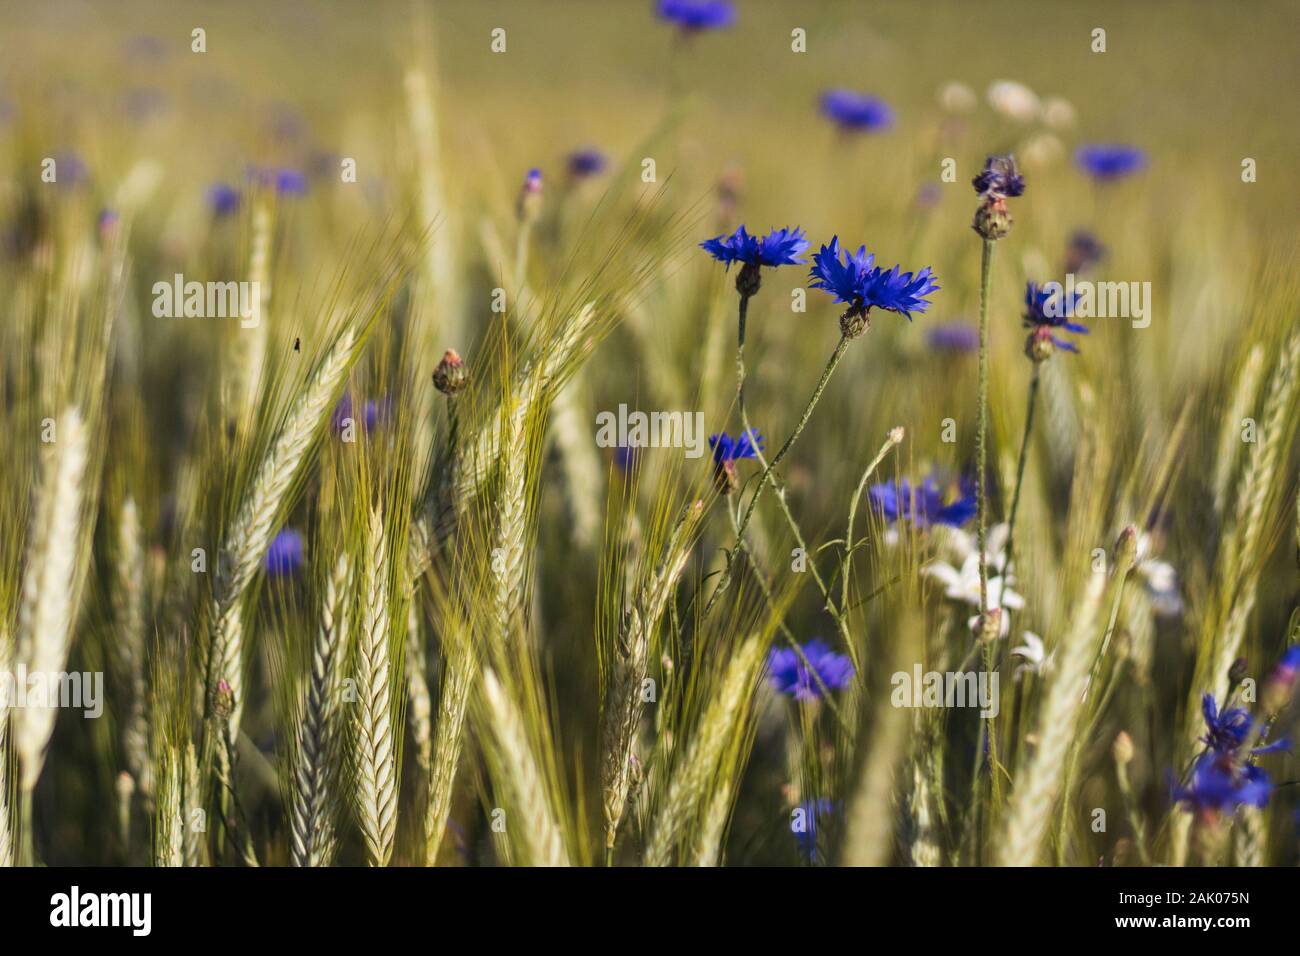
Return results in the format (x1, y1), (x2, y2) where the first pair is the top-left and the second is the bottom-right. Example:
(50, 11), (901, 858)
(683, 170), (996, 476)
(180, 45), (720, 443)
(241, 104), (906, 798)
(973, 196), (1013, 240)
(888, 426), (905, 445)
(433, 348), (468, 396)
(516, 168), (543, 224)
(1112, 730), (1135, 767)
(714, 459), (739, 495)
(973, 607), (1002, 643)
(1228, 657), (1249, 689)
(1025, 326), (1055, 363)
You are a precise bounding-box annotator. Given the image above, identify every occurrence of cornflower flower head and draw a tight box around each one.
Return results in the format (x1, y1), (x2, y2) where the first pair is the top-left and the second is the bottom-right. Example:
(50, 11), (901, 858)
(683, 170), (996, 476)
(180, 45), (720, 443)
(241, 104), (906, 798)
(871, 473), (978, 530)
(1175, 752), (1271, 816)
(1074, 144), (1147, 181)
(768, 640), (855, 701)
(264, 528), (305, 578)
(971, 155), (1025, 200)
(1023, 281), (1089, 361)
(567, 147), (608, 179)
(709, 428), (764, 494)
(656, 0), (735, 32)
(208, 182), (241, 217)
(819, 90), (894, 133)
(808, 238), (939, 337)
(791, 798), (838, 863)
(971, 154), (1023, 240)
(701, 224), (808, 296)
(1262, 646), (1300, 714)
(1200, 693), (1288, 757)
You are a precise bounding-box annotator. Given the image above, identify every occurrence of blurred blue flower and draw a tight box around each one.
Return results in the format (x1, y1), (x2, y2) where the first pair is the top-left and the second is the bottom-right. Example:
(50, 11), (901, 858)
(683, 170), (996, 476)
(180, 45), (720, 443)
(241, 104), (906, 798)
(926, 322), (979, 354)
(809, 238), (939, 320)
(1065, 229), (1106, 274)
(1175, 752), (1272, 813)
(869, 474), (977, 528)
(769, 640), (855, 701)
(1023, 282), (1088, 353)
(332, 394), (392, 433)
(792, 798), (838, 862)
(709, 429), (764, 465)
(819, 90), (893, 132)
(208, 183), (241, 217)
(567, 148), (608, 178)
(264, 528), (305, 578)
(700, 225), (808, 270)
(656, 0), (735, 31)
(248, 166), (308, 196)
(51, 152), (88, 188)
(1074, 144), (1147, 181)
(1200, 693), (1288, 756)
(972, 155), (1026, 198)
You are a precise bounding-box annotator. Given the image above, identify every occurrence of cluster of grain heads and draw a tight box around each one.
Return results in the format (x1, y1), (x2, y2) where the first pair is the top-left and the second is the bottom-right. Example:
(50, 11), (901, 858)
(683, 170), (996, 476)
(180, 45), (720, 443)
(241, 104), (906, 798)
(352, 507), (400, 867)
(478, 669), (571, 867)
(997, 527), (1138, 866)
(645, 635), (767, 866)
(290, 554), (352, 867)
(602, 499), (705, 852)
(208, 320), (365, 740)
(112, 497), (153, 800)
(13, 407), (89, 797)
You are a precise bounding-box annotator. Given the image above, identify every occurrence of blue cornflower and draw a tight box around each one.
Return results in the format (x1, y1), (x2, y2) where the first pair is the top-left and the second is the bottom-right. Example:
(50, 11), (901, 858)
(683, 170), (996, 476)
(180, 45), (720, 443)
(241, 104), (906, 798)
(51, 151), (88, 188)
(1074, 144), (1147, 181)
(1023, 282), (1089, 358)
(768, 639), (855, 701)
(1200, 694), (1289, 756)
(809, 238), (939, 334)
(791, 798), (838, 863)
(332, 394), (392, 434)
(656, 0), (735, 31)
(971, 155), (1026, 199)
(567, 148), (608, 179)
(869, 474), (977, 529)
(247, 166), (308, 196)
(819, 90), (893, 133)
(208, 183), (241, 217)
(1175, 752), (1272, 814)
(926, 322), (980, 354)
(701, 225), (809, 271)
(709, 429), (764, 494)
(264, 528), (305, 578)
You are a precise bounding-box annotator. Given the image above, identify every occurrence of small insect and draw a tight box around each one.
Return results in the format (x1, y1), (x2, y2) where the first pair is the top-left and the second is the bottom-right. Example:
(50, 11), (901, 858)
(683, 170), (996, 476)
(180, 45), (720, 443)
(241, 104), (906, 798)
(293, 337), (300, 352)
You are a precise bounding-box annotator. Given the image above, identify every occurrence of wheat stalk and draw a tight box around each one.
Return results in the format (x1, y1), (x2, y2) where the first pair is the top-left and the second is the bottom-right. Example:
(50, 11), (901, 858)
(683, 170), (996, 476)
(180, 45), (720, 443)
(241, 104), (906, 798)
(14, 407), (88, 794)
(479, 668), (570, 866)
(0, 631), (11, 867)
(113, 497), (152, 799)
(645, 635), (765, 867)
(1211, 344), (1266, 514)
(290, 553), (351, 867)
(209, 323), (360, 734)
(602, 500), (703, 851)
(353, 506), (398, 866)
(154, 748), (183, 867)
(424, 639), (473, 864)
(491, 396), (530, 646)
(998, 561), (1113, 866)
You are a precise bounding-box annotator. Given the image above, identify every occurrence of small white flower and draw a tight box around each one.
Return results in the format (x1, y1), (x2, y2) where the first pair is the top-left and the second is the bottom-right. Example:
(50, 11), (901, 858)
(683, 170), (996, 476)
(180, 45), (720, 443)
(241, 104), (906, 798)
(1041, 96), (1077, 130)
(938, 81), (976, 114)
(986, 80), (1041, 123)
(924, 547), (1024, 639)
(1134, 532), (1184, 618)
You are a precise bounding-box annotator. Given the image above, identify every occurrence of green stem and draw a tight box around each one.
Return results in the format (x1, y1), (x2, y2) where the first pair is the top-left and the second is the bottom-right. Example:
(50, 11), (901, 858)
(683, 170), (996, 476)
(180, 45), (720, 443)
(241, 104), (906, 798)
(705, 332), (853, 617)
(1002, 366), (1040, 583)
(975, 239), (994, 617)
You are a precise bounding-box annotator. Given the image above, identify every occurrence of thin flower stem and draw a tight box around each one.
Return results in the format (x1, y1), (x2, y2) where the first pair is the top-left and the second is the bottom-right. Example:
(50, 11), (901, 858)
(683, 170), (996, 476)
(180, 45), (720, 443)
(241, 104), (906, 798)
(975, 239), (994, 617)
(705, 332), (853, 617)
(1002, 365), (1040, 583)
(734, 292), (853, 651)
